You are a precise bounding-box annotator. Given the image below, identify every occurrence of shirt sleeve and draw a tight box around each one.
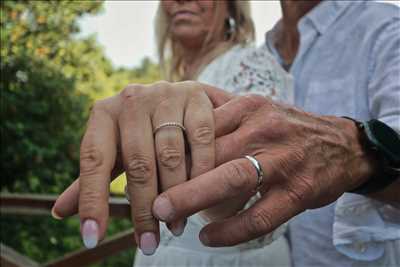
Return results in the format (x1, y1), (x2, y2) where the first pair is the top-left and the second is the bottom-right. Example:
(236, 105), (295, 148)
(333, 16), (400, 261)
(367, 16), (400, 132)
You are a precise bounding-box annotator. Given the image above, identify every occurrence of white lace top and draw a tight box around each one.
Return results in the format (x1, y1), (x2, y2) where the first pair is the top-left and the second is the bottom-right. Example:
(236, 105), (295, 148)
(198, 44), (293, 103)
(134, 44), (293, 267)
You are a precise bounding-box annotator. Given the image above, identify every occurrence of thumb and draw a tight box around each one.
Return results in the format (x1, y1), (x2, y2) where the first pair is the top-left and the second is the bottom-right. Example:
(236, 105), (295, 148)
(52, 179), (79, 219)
(201, 83), (235, 108)
(52, 157), (124, 219)
(215, 96), (251, 137)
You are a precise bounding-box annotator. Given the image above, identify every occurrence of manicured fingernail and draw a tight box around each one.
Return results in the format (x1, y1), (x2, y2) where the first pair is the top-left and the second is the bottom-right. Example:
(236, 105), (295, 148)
(81, 219), (99, 249)
(199, 231), (210, 246)
(51, 207), (63, 220)
(153, 196), (174, 221)
(140, 232), (158, 255)
(170, 220), (186, 237)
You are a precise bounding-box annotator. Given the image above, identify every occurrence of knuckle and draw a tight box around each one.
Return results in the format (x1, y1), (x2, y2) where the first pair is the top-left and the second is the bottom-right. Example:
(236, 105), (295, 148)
(152, 80), (171, 90)
(240, 94), (267, 109)
(245, 208), (274, 236)
(89, 98), (118, 120)
(270, 114), (289, 132)
(80, 189), (99, 206)
(125, 155), (154, 185)
(253, 114), (285, 140)
(120, 84), (146, 101)
(223, 161), (253, 193)
(80, 146), (103, 177)
(151, 80), (173, 97)
(134, 208), (155, 226)
(79, 189), (107, 217)
(243, 124), (266, 141)
(178, 81), (205, 99)
(191, 125), (214, 146)
(158, 147), (182, 169)
(178, 80), (198, 90)
(285, 177), (314, 205)
(247, 94), (267, 104)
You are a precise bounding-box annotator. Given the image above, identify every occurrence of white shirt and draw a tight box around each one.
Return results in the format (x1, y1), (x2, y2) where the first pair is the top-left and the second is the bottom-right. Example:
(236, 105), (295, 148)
(265, 1), (400, 266)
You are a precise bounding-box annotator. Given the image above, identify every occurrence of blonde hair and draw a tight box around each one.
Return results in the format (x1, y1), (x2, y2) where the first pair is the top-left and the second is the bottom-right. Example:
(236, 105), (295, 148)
(155, 1), (255, 81)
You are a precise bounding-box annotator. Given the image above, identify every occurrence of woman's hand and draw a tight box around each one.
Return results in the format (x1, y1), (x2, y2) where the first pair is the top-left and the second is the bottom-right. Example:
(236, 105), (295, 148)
(74, 81), (220, 255)
(51, 82), (251, 253)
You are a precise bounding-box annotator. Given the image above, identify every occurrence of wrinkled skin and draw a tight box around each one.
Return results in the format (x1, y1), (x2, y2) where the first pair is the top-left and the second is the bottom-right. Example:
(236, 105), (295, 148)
(151, 87), (377, 246)
(53, 81), (376, 251)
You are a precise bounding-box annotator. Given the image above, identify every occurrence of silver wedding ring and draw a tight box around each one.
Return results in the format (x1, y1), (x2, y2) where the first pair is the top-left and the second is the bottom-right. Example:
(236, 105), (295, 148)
(245, 155), (264, 192)
(153, 122), (186, 135)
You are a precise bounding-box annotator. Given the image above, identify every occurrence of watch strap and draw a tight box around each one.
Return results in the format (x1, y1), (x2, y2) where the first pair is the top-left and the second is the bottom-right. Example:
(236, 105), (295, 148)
(342, 117), (400, 195)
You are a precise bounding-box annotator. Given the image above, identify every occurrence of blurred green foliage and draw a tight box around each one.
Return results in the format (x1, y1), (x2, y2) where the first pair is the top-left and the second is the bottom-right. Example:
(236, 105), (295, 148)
(0, 0), (160, 266)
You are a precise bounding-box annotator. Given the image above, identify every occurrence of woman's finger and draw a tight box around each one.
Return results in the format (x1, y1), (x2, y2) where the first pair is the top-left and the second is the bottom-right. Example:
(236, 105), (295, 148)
(152, 99), (187, 236)
(184, 90), (215, 179)
(119, 95), (159, 256)
(52, 154), (124, 219)
(79, 103), (118, 249)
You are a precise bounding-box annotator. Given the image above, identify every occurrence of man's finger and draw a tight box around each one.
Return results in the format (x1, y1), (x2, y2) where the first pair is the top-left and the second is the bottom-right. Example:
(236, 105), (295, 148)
(201, 83), (234, 108)
(199, 187), (305, 247)
(79, 104), (118, 248)
(214, 97), (244, 137)
(215, 133), (242, 166)
(152, 158), (260, 222)
(214, 95), (267, 137)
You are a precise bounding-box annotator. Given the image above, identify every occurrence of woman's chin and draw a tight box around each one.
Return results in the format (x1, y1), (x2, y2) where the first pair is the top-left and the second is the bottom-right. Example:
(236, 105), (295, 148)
(171, 28), (205, 45)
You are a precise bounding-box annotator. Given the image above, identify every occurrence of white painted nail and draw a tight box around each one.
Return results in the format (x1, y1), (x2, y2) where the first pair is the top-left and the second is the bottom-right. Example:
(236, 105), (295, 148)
(140, 232), (158, 255)
(81, 219), (99, 249)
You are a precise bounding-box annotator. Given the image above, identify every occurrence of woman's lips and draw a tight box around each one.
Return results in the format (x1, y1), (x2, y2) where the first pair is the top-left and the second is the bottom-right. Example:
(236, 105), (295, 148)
(172, 11), (197, 20)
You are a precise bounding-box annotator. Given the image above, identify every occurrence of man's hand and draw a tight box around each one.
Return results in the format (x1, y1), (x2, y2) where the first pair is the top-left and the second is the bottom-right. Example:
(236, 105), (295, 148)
(152, 94), (377, 247)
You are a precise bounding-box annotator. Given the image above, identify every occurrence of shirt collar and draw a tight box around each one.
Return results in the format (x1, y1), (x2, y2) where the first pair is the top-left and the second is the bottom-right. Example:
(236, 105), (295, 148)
(300, 0), (355, 35)
(264, 0), (358, 69)
(265, 0), (357, 42)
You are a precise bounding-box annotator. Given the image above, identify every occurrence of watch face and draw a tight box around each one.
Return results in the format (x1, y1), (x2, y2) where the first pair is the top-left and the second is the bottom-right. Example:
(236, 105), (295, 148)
(367, 120), (400, 164)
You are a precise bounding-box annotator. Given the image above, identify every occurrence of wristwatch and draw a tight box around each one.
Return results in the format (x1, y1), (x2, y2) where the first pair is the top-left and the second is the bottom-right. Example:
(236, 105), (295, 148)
(343, 117), (400, 195)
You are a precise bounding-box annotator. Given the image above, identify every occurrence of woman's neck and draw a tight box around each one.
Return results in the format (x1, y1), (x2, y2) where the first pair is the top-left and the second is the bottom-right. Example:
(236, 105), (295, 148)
(276, 0), (321, 68)
(181, 40), (230, 80)
(182, 47), (205, 80)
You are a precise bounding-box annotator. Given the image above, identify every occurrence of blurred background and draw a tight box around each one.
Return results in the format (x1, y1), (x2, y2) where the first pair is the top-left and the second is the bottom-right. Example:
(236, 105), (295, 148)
(0, 1), (398, 267)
